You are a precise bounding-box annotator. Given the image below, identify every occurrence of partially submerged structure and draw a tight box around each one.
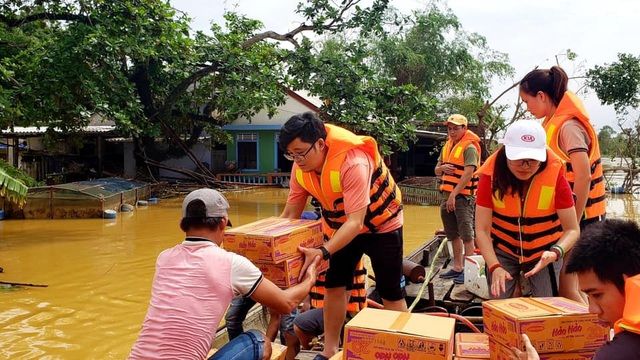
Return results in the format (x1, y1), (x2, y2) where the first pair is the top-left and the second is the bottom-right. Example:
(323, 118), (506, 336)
(11, 177), (149, 219)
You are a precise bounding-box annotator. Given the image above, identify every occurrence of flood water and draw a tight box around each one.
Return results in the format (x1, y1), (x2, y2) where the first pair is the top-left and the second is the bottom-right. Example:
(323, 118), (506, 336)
(1, 188), (443, 359)
(1, 188), (639, 359)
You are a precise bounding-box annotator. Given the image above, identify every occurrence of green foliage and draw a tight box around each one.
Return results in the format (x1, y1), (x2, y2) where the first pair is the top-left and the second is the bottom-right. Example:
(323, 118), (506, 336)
(372, 5), (513, 120)
(598, 125), (617, 156)
(0, 0), (510, 158)
(288, 5), (512, 152)
(587, 53), (640, 113)
(0, 159), (38, 206)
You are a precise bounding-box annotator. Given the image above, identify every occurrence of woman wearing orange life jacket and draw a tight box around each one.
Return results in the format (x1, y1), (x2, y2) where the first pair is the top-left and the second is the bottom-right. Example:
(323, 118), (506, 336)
(475, 120), (580, 298)
(520, 66), (605, 304)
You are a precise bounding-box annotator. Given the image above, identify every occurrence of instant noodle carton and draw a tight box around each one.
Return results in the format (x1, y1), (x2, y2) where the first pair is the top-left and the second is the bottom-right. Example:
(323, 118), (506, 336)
(488, 339), (595, 360)
(257, 254), (328, 288)
(223, 217), (323, 263)
(455, 332), (489, 359)
(343, 308), (455, 360)
(483, 297), (609, 354)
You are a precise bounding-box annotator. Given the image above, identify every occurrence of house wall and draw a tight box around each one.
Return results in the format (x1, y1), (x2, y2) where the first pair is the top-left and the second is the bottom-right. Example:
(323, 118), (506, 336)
(229, 94), (318, 126)
(225, 130), (278, 172)
(158, 142), (212, 180)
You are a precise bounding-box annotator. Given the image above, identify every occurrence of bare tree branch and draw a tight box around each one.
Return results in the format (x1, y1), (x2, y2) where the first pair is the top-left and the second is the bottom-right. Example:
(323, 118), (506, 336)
(242, 25), (313, 49)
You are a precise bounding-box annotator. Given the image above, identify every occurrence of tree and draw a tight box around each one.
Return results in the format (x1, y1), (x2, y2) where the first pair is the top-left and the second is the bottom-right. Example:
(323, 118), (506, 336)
(287, 4), (512, 153)
(597, 125), (616, 156)
(1, 0), (394, 181)
(588, 53), (640, 193)
(587, 53), (640, 113)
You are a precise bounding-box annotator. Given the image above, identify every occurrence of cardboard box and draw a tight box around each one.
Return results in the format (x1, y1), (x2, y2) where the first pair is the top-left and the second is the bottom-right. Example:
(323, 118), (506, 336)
(270, 342), (287, 360)
(455, 333), (489, 359)
(343, 308), (455, 360)
(488, 339), (595, 360)
(257, 255), (328, 288)
(483, 297), (609, 354)
(224, 217), (323, 263)
(464, 255), (490, 300)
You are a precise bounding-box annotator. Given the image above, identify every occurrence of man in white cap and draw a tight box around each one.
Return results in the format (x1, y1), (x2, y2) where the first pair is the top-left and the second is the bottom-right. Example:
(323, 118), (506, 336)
(435, 114), (481, 284)
(129, 188), (320, 360)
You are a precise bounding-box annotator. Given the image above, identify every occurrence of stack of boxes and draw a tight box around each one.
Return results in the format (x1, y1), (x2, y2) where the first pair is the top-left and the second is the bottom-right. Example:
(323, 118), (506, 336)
(223, 217), (325, 287)
(483, 297), (610, 359)
(455, 333), (490, 359)
(341, 308), (456, 359)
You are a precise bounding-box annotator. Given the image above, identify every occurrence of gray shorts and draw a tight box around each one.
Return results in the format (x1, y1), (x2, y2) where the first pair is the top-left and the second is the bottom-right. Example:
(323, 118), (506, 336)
(487, 247), (563, 299)
(440, 194), (475, 243)
(293, 308), (324, 336)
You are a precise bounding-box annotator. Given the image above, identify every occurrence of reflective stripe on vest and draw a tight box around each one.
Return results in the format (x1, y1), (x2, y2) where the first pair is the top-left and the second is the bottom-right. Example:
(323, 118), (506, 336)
(439, 130), (481, 196)
(543, 91), (606, 221)
(477, 148), (564, 263)
(309, 260), (367, 313)
(293, 124), (402, 237)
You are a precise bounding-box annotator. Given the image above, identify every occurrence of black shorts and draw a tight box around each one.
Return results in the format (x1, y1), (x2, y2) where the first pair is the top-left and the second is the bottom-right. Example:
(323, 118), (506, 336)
(325, 227), (404, 301)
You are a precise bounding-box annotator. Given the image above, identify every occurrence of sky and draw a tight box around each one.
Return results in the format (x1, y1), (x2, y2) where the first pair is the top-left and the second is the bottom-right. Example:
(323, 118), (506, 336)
(170, 0), (640, 131)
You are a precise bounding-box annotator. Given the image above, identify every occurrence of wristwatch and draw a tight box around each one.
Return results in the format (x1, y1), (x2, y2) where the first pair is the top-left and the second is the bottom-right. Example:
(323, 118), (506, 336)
(319, 246), (331, 261)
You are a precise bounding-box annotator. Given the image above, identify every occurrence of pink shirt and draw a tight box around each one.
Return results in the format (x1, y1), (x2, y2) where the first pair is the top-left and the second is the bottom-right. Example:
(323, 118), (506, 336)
(129, 240), (262, 360)
(287, 148), (403, 233)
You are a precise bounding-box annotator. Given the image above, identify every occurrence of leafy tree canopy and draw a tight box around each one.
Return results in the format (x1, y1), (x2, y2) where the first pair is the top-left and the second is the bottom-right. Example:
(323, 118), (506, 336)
(1, 0), (511, 162)
(587, 53), (640, 113)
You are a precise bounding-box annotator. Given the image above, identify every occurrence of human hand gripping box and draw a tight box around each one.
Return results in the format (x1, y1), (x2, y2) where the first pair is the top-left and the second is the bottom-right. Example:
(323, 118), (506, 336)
(488, 339), (595, 360)
(342, 308), (455, 360)
(257, 254), (329, 288)
(223, 217), (324, 263)
(482, 297), (609, 354)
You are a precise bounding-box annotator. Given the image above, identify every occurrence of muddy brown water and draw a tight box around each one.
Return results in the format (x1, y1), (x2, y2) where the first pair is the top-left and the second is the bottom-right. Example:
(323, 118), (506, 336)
(1, 188), (637, 359)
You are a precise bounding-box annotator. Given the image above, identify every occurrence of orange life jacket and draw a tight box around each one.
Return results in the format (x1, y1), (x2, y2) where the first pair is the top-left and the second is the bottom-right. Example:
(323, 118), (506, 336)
(309, 259), (367, 313)
(439, 130), (481, 196)
(477, 148), (564, 263)
(293, 124), (402, 236)
(543, 91), (606, 222)
(614, 274), (640, 335)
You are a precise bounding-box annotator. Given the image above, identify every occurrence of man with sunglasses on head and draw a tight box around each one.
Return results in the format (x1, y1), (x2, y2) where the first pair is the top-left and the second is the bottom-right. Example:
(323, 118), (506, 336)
(279, 112), (405, 360)
(434, 114), (481, 285)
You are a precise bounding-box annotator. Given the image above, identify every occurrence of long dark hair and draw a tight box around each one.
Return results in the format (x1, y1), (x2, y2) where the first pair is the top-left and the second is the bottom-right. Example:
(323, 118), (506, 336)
(519, 66), (568, 106)
(492, 146), (547, 200)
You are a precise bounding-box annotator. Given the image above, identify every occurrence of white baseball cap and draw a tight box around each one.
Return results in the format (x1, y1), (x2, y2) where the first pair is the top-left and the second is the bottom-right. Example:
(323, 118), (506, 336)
(501, 120), (547, 162)
(182, 188), (231, 225)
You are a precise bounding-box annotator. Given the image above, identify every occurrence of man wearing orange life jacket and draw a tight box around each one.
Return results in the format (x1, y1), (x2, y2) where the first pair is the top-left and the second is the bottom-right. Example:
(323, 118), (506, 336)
(475, 120), (579, 299)
(513, 219), (640, 360)
(279, 112), (405, 360)
(520, 66), (606, 304)
(435, 114), (481, 285)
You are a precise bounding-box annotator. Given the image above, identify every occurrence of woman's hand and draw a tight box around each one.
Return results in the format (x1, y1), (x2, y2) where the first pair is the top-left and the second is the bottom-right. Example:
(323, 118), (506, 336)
(491, 267), (513, 298)
(524, 251), (558, 278)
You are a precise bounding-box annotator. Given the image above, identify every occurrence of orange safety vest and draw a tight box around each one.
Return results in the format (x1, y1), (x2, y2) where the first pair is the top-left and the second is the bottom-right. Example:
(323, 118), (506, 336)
(309, 259), (367, 313)
(543, 91), (606, 222)
(614, 274), (640, 335)
(439, 130), (481, 196)
(477, 148), (564, 263)
(293, 124), (402, 236)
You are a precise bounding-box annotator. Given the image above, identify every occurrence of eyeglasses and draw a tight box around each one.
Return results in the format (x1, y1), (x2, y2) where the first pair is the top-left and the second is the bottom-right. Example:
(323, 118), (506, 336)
(447, 125), (464, 132)
(508, 159), (541, 168)
(284, 141), (317, 162)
